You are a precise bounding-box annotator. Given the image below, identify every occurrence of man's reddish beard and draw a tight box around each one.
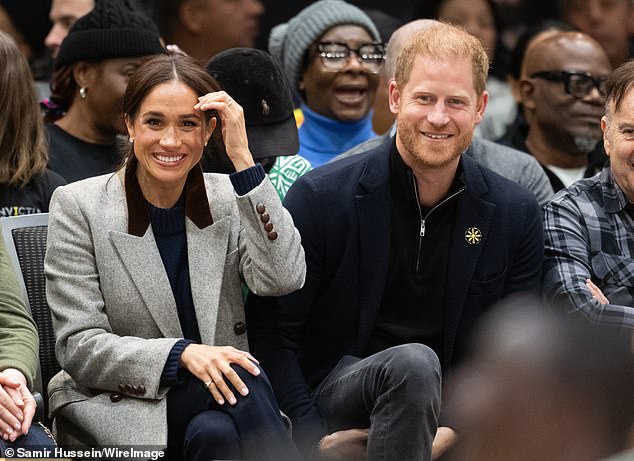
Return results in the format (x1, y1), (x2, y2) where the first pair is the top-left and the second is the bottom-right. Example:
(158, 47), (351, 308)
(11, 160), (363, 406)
(396, 113), (473, 169)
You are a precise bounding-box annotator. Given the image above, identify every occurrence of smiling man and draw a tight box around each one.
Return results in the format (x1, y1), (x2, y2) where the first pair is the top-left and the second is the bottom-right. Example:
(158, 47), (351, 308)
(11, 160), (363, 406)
(247, 23), (543, 461)
(544, 60), (634, 328)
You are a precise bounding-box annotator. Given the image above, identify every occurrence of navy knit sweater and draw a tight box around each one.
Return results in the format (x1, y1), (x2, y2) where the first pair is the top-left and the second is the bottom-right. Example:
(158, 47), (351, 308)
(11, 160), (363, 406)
(157, 164), (266, 386)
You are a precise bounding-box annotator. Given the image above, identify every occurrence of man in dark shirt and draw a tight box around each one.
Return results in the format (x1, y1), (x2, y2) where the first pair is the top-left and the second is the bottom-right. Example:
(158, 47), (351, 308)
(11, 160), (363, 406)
(247, 23), (543, 461)
(514, 31), (611, 192)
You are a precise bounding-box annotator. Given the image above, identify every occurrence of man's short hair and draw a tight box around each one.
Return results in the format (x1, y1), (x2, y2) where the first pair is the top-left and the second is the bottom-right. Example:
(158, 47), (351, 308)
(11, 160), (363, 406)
(604, 60), (634, 114)
(393, 22), (489, 95)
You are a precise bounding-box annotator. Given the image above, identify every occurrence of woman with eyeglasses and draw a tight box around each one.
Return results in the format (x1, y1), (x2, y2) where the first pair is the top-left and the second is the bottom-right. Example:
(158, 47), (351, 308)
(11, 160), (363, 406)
(269, 0), (384, 167)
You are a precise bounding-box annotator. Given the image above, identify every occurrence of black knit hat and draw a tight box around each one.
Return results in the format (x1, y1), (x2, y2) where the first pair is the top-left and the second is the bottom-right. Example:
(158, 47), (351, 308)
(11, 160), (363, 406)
(206, 48), (299, 160)
(55, 0), (163, 69)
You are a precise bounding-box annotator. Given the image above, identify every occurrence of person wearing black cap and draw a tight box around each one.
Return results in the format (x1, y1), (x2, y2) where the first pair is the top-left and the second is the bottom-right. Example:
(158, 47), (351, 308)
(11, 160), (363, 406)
(205, 47), (312, 200)
(45, 0), (163, 183)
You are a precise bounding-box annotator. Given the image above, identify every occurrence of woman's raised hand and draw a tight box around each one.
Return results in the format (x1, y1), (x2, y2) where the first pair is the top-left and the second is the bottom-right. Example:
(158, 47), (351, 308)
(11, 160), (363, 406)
(194, 91), (255, 172)
(179, 344), (260, 405)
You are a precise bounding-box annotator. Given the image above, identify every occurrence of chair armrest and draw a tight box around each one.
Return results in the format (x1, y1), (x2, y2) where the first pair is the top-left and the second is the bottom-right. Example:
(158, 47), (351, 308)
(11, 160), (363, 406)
(33, 391), (45, 422)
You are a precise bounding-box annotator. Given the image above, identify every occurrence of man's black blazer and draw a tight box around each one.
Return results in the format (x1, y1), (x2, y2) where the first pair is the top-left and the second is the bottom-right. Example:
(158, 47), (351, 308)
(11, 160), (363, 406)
(247, 140), (543, 433)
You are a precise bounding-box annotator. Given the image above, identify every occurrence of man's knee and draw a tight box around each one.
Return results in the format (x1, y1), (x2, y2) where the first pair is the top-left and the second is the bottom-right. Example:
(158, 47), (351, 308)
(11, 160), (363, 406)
(382, 344), (441, 389)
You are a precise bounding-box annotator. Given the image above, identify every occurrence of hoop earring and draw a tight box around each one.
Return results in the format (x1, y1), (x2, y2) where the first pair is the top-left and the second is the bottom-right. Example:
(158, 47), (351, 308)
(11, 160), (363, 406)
(79, 87), (87, 99)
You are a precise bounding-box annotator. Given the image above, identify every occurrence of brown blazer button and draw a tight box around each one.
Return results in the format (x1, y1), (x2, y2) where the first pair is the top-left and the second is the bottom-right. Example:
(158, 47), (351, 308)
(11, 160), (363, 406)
(267, 231), (278, 241)
(264, 222), (274, 232)
(260, 213), (270, 223)
(110, 393), (123, 403)
(118, 384), (125, 392)
(132, 385), (139, 394)
(138, 385), (146, 395)
(256, 204), (266, 214)
(124, 384), (133, 393)
(234, 321), (247, 335)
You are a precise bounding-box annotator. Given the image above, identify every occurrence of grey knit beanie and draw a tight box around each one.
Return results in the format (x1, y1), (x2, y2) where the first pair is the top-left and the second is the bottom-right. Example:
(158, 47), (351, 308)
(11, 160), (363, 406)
(268, 0), (381, 94)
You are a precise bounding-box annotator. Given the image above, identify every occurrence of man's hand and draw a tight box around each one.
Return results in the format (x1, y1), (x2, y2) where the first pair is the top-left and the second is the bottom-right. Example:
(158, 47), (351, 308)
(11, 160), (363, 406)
(586, 279), (609, 304)
(319, 428), (368, 461)
(432, 426), (457, 459)
(0, 369), (35, 442)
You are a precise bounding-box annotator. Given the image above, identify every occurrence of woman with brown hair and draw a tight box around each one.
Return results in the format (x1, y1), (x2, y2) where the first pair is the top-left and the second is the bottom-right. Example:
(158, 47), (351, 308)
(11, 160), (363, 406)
(0, 30), (65, 217)
(45, 52), (304, 461)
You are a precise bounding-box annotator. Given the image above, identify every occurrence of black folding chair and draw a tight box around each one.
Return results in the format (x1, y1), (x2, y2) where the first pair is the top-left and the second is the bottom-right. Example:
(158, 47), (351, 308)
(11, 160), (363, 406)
(1, 214), (59, 424)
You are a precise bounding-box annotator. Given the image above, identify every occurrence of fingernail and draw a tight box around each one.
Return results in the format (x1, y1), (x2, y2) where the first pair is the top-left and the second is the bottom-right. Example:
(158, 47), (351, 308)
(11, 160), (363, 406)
(253, 367), (260, 375)
(217, 399), (225, 405)
(13, 421), (20, 430)
(241, 387), (249, 396)
(7, 427), (13, 434)
(229, 396), (237, 405)
(16, 412), (23, 421)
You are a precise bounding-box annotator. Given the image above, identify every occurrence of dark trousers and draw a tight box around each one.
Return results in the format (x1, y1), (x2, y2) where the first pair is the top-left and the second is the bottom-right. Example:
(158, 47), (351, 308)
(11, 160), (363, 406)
(313, 344), (442, 461)
(0, 422), (56, 456)
(166, 365), (300, 461)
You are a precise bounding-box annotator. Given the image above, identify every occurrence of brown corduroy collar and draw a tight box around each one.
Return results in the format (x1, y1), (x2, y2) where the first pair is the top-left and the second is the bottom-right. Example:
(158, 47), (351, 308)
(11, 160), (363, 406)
(123, 156), (214, 236)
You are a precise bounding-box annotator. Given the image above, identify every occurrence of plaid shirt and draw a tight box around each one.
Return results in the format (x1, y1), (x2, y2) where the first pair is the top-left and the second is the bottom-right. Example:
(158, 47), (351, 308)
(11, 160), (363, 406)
(544, 165), (634, 327)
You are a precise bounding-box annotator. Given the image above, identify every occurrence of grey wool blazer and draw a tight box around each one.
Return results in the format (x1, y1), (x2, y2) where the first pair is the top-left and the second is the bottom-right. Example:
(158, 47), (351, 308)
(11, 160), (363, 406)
(44, 166), (306, 447)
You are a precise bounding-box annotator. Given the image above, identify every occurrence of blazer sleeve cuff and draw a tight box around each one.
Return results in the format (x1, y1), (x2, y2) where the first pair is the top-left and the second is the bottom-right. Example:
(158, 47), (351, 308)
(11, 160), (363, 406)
(230, 164), (266, 196)
(160, 339), (195, 387)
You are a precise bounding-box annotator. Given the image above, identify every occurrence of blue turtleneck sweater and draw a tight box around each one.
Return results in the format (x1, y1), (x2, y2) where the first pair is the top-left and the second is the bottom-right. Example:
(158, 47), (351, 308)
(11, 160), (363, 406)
(298, 104), (376, 168)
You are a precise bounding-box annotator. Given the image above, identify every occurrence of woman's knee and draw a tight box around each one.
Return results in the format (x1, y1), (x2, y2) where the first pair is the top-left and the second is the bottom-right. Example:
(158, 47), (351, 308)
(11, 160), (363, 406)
(183, 411), (240, 458)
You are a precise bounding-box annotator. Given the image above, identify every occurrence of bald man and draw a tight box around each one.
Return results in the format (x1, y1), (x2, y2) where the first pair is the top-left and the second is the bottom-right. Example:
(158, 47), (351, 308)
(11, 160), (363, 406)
(371, 20), (437, 135)
(337, 19), (554, 206)
(519, 31), (612, 192)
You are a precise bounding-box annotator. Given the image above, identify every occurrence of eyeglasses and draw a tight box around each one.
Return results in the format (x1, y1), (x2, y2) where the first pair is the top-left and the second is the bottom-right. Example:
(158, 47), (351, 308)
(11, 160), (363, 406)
(529, 70), (607, 99)
(316, 42), (386, 73)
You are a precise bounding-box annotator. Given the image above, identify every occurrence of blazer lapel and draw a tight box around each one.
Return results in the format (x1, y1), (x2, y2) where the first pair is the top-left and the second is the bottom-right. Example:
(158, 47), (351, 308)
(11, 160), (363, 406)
(351, 147), (392, 355)
(187, 216), (230, 345)
(110, 228), (183, 338)
(443, 160), (495, 366)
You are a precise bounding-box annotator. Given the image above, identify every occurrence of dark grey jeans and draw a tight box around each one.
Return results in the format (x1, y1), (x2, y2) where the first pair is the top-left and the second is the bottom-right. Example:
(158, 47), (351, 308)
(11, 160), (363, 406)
(313, 344), (441, 461)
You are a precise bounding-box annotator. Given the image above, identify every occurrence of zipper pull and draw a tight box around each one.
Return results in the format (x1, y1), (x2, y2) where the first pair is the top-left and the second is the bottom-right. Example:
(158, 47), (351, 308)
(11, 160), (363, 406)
(420, 220), (425, 237)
